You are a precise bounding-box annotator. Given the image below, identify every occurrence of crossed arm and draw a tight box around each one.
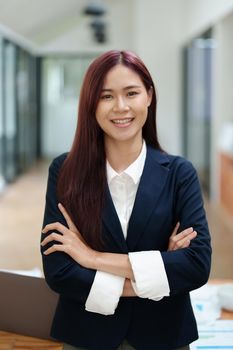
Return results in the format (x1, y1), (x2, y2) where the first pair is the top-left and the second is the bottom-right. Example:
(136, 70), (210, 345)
(41, 203), (197, 297)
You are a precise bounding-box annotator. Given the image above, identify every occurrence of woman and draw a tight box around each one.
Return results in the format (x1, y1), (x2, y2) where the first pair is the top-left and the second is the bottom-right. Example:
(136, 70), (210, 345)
(41, 50), (211, 350)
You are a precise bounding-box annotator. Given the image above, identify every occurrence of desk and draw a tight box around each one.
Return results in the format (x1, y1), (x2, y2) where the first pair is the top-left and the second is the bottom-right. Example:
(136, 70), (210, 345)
(1, 280), (232, 350)
(0, 331), (63, 350)
(221, 308), (233, 320)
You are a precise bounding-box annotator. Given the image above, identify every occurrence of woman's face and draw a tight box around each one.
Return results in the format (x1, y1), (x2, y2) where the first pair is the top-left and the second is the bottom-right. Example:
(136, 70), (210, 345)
(95, 64), (152, 145)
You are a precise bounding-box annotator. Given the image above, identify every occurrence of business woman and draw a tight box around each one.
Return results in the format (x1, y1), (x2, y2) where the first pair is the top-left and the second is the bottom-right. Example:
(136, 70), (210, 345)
(41, 50), (211, 350)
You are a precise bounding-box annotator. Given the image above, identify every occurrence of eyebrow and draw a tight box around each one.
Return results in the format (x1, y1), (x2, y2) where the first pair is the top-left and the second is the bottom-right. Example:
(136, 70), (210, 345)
(101, 85), (142, 92)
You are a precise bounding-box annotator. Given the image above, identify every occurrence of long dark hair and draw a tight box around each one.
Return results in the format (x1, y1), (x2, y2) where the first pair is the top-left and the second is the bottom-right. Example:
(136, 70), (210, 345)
(57, 50), (162, 250)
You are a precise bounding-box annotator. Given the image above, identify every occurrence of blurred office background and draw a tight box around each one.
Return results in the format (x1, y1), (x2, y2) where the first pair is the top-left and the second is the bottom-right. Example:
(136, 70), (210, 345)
(0, 0), (233, 278)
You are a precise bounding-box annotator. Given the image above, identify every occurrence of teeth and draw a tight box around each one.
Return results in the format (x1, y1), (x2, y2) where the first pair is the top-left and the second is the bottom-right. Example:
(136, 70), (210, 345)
(112, 118), (132, 124)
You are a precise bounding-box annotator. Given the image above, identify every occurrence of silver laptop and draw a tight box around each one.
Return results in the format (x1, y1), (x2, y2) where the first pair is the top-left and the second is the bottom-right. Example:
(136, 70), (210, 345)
(0, 271), (59, 339)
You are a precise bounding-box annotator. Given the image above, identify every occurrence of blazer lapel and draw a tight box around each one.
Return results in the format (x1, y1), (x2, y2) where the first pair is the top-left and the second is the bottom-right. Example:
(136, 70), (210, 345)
(126, 146), (170, 251)
(102, 185), (128, 252)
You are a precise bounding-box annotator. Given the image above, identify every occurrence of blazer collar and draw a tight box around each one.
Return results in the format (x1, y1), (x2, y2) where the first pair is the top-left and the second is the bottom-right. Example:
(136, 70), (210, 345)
(102, 145), (170, 252)
(126, 146), (170, 250)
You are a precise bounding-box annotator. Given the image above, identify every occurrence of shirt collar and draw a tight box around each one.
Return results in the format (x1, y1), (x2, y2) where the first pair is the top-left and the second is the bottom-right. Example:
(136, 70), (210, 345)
(107, 140), (147, 185)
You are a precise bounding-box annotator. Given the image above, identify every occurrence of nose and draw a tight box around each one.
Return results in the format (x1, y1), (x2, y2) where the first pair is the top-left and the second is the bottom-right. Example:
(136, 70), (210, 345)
(113, 96), (129, 113)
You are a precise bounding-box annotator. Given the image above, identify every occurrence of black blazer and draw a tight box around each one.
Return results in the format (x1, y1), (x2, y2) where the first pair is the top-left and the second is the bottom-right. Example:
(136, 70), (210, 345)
(41, 145), (211, 350)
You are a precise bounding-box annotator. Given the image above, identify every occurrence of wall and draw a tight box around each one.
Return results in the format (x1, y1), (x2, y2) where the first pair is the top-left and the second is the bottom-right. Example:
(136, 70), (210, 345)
(134, 0), (233, 156)
(214, 12), (233, 130)
(134, 0), (184, 154)
(183, 0), (233, 42)
(133, 0), (233, 202)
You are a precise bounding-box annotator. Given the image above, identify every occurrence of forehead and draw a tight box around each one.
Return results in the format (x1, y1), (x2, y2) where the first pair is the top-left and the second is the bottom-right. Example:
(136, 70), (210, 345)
(103, 64), (143, 88)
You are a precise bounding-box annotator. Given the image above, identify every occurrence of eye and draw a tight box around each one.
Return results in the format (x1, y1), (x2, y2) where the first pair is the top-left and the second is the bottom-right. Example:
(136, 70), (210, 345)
(127, 91), (139, 97)
(100, 94), (113, 100)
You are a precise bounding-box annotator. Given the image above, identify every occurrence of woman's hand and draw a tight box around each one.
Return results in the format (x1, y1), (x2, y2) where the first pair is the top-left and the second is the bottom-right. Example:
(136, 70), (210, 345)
(41, 204), (134, 279)
(168, 222), (197, 251)
(57, 203), (88, 244)
(41, 203), (98, 269)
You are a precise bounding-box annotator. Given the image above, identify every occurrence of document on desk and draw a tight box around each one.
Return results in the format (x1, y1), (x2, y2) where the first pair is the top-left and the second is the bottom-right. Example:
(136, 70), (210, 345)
(0, 267), (43, 277)
(190, 320), (233, 349)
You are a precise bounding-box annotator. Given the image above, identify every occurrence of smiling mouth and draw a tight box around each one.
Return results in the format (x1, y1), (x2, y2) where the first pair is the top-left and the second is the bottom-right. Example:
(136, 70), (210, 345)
(111, 118), (134, 125)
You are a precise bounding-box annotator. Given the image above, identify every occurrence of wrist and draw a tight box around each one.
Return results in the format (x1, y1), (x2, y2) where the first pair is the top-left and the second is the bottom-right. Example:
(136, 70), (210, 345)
(91, 250), (101, 270)
(122, 279), (137, 297)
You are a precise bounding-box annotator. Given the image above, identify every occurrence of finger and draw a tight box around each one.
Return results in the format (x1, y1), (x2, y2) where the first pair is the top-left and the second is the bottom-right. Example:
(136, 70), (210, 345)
(43, 244), (65, 255)
(42, 222), (68, 234)
(182, 230), (197, 243)
(58, 203), (78, 232)
(41, 232), (64, 246)
(181, 239), (190, 248)
(170, 222), (180, 238)
(169, 226), (193, 250)
(172, 227), (193, 242)
(57, 203), (86, 243)
(173, 231), (197, 249)
(188, 230), (197, 241)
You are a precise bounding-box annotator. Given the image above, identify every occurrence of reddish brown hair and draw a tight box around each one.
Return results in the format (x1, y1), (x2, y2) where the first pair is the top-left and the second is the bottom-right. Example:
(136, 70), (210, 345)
(57, 50), (162, 250)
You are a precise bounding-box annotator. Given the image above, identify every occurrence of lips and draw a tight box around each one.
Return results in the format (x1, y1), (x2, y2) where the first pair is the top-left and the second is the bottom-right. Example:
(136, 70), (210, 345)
(111, 118), (134, 125)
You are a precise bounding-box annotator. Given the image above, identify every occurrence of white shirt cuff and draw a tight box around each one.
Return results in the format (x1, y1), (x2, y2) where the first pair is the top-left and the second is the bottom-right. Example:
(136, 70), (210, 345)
(85, 271), (124, 315)
(128, 251), (170, 301)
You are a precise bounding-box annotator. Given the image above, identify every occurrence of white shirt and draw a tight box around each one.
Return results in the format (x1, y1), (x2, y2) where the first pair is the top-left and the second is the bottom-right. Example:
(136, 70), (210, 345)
(85, 141), (170, 315)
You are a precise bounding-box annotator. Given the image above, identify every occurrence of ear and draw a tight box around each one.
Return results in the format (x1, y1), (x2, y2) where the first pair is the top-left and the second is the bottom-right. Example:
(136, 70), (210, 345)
(147, 86), (153, 107)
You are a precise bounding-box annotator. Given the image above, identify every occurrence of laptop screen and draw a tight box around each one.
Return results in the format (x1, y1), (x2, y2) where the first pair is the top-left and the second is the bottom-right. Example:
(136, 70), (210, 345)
(0, 271), (58, 339)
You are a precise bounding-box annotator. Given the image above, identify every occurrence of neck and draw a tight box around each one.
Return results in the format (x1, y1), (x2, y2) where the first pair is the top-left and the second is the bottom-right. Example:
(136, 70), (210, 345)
(105, 137), (143, 173)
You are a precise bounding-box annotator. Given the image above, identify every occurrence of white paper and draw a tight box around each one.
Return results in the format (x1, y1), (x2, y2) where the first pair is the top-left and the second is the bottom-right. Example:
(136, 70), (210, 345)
(0, 267), (43, 278)
(190, 320), (233, 349)
(191, 284), (221, 325)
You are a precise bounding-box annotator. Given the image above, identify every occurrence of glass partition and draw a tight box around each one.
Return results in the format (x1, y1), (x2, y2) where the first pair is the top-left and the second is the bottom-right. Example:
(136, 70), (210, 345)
(0, 36), (5, 191)
(183, 31), (215, 196)
(16, 48), (38, 172)
(3, 40), (17, 182)
(41, 56), (95, 158)
(0, 38), (40, 190)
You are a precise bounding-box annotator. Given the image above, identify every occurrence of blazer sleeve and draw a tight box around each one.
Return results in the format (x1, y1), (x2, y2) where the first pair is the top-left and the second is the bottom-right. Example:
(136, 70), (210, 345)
(41, 154), (96, 304)
(161, 158), (212, 295)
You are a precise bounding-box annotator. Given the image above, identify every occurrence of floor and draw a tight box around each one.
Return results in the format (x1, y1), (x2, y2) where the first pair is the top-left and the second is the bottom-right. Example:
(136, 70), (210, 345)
(0, 158), (233, 278)
(0, 159), (49, 273)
